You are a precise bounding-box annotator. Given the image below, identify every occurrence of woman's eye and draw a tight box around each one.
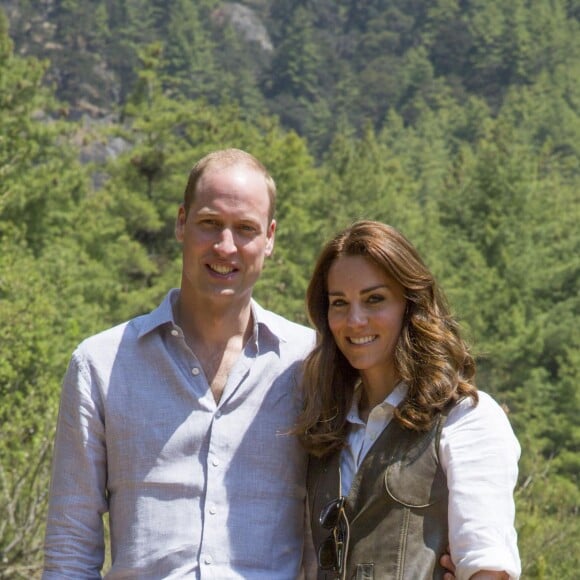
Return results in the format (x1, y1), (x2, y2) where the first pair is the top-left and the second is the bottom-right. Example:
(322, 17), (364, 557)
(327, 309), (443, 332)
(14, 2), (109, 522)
(329, 299), (347, 308)
(367, 294), (385, 304)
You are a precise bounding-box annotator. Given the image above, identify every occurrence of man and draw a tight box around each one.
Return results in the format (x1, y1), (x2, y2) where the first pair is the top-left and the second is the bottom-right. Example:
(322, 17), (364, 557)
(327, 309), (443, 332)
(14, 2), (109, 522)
(43, 149), (316, 578)
(43, 148), (456, 579)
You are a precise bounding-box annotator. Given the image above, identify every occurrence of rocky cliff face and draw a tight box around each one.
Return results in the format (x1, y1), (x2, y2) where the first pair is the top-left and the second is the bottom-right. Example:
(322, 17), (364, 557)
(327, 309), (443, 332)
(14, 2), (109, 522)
(2, 0), (119, 118)
(213, 2), (273, 52)
(1, 0), (273, 120)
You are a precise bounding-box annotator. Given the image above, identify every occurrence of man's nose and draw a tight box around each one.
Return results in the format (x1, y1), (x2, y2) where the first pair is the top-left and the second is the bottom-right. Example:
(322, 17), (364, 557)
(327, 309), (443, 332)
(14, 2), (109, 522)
(214, 228), (236, 254)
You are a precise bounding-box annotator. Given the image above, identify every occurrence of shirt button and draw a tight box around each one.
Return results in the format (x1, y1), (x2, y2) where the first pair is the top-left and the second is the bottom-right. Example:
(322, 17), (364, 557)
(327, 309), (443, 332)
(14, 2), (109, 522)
(204, 555), (213, 565)
(170, 329), (179, 337)
(209, 505), (217, 515)
(211, 457), (220, 467)
(215, 410), (222, 418)
(191, 367), (200, 376)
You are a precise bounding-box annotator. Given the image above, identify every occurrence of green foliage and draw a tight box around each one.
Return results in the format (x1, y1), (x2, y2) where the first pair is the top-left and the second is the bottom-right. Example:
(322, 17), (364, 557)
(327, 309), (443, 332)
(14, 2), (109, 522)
(251, 128), (326, 322)
(515, 451), (580, 579)
(0, 237), (85, 579)
(161, 0), (219, 100)
(4, 0), (580, 151)
(0, 20), (113, 575)
(1, 1), (579, 577)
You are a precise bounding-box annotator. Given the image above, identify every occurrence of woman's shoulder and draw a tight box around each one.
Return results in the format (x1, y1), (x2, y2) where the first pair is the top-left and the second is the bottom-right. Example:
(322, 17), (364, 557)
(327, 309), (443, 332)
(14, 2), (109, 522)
(440, 390), (521, 464)
(446, 390), (517, 436)
(451, 389), (508, 413)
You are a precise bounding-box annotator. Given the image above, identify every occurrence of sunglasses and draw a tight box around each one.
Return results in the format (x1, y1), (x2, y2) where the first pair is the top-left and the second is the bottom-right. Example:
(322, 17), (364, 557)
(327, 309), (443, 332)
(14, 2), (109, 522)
(318, 496), (350, 579)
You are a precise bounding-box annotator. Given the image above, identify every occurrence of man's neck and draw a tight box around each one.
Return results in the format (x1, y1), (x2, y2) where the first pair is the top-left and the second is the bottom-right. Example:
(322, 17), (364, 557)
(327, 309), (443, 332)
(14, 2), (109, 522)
(175, 293), (254, 403)
(176, 292), (253, 346)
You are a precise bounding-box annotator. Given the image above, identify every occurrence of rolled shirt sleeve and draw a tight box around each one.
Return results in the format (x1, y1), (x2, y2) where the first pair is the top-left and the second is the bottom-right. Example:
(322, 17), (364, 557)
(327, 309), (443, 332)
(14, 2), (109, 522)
(43, 351), (108, 578)
(440, 391), (521, 580)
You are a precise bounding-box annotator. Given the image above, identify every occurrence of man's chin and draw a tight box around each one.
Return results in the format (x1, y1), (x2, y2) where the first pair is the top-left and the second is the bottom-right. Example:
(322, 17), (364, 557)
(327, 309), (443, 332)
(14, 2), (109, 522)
(207, 286), (248, 300)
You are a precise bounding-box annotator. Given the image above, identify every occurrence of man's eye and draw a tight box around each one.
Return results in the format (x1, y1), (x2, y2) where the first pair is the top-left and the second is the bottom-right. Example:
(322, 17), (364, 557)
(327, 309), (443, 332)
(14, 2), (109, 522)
(239, 224), (257, 233)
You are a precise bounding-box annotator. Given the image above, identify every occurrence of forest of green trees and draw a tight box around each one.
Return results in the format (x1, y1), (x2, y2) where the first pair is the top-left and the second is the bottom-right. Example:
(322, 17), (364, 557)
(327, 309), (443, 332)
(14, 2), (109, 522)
(0, 0), (578, 578)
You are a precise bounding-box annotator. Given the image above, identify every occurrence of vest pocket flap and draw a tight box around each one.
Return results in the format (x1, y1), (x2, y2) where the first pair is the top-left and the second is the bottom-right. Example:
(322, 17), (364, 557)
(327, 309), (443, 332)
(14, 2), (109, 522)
(383, 441), (447, 508)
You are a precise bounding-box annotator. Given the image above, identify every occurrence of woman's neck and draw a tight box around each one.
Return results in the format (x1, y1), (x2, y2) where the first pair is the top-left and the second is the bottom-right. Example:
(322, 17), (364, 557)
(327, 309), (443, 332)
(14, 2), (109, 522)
(358, 368), (400, 420)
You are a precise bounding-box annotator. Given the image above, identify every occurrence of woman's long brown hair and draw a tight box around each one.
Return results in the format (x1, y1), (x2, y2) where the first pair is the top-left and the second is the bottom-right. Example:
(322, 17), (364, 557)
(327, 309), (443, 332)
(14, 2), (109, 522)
(295, 221), (478, 458)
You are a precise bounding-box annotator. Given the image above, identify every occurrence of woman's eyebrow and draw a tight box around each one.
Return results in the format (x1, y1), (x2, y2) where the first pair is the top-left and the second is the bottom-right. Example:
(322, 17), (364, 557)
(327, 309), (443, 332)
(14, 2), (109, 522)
(328, 284), (389, 296)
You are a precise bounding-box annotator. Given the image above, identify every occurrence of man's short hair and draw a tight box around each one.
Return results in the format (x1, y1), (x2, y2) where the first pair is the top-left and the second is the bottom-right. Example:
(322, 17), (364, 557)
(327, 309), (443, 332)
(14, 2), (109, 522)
(183, 149), (277, 222)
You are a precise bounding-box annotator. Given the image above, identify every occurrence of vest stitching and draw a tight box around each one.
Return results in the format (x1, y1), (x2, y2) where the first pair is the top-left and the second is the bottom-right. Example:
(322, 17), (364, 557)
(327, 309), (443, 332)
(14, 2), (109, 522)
(384, 425), (441, 508)
(396, 507), (410, 580)
(434, 410), (447, 462)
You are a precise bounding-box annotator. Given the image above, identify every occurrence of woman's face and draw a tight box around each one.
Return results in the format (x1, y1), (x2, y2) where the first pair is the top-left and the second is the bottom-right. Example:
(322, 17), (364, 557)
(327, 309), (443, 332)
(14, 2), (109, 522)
(326, 255), (407, 384)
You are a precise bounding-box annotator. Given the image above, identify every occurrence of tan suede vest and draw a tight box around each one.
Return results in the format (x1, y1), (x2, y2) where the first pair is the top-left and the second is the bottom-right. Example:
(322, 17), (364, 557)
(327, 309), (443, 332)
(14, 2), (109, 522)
(308, 412), (449, 580)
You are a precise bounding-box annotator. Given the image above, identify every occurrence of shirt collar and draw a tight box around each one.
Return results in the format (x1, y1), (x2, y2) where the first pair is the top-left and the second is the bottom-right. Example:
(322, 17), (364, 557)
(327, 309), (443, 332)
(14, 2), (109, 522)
(136, 289), (179, 338)
(136, 289), (286, 351)
(346, 381), (409, 424)
(250, 300), (291, 344)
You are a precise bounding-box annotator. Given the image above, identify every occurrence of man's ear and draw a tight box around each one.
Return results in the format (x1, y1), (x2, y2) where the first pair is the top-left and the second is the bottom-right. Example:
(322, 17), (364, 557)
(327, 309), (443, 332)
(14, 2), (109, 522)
(175, 204), (186, 242)
(265, 219), (276, 257)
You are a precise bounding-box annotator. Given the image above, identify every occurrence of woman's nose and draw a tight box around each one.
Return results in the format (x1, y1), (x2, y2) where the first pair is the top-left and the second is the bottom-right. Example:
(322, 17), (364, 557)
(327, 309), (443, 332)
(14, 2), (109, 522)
(346, 304), (367, 326)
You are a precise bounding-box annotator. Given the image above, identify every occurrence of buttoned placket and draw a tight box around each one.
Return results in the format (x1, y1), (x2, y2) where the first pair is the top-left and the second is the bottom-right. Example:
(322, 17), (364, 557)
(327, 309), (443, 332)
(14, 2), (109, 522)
(169, 323), (223, 574)
(171, 327), (203, 378)
(167, 318), (261, 576)
(199, 337), (256, 577)
(199, 403), (227, 575)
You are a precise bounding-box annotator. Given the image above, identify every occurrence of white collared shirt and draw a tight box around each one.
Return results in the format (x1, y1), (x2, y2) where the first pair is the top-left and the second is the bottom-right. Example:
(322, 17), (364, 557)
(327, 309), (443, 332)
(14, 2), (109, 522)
(340, 383), (521, 580)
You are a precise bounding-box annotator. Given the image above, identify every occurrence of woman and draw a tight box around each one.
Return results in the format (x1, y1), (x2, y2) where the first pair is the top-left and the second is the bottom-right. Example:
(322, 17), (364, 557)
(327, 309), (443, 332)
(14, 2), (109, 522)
(296, 221), (521, 580)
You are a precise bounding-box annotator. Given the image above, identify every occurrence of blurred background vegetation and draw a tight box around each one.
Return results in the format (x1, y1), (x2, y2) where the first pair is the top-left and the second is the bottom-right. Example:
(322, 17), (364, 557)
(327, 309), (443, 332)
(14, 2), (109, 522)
(0, 0), (578, 577)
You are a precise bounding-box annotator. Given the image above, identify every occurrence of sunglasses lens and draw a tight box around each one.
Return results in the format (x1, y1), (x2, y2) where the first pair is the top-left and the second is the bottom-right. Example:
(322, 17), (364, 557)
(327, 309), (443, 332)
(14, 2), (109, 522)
(318, 536), (338, 570)
(319, 497), (345, 528)
(318, 497), (348, 574)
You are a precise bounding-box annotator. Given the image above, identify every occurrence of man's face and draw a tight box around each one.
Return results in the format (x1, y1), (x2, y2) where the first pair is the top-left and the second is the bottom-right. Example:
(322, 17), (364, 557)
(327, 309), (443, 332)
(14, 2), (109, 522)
(175, 163), (276, 305)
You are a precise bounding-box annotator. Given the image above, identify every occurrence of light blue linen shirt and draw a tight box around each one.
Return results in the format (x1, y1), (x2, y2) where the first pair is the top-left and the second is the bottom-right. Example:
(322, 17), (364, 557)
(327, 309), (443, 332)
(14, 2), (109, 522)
(43, 289), (315, 579)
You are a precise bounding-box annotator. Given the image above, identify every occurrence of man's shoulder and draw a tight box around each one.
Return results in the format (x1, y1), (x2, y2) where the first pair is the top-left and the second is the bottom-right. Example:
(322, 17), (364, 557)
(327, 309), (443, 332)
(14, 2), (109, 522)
(254, 303), (316, 359)
(74, 312), (148, 359)
(76, 290), (175, 357)
(256, 305), (315, 339)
